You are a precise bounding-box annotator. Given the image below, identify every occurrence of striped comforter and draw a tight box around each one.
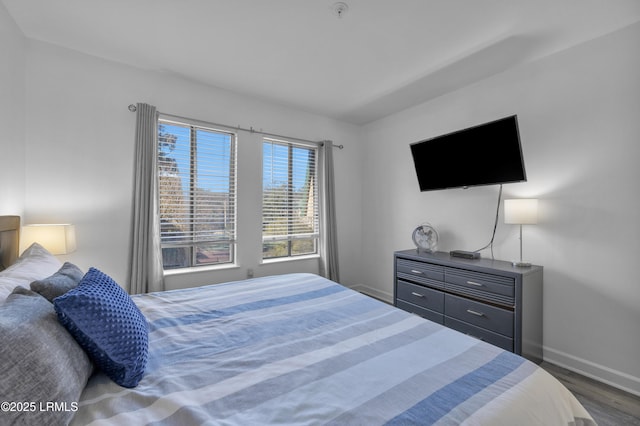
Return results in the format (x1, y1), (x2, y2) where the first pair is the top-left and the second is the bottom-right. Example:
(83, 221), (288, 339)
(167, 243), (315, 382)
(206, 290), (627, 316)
(72, 273), (594, 425)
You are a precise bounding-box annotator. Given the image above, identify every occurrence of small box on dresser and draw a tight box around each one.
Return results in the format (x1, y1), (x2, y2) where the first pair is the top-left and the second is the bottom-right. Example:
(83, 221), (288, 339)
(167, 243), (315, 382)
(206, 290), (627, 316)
(394, 249), (543, 363)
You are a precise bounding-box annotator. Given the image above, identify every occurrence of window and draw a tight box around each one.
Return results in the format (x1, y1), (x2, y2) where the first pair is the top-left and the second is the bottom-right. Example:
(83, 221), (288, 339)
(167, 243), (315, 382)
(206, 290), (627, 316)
(157, 119), (236, 269)
(262, 138), (319, 259)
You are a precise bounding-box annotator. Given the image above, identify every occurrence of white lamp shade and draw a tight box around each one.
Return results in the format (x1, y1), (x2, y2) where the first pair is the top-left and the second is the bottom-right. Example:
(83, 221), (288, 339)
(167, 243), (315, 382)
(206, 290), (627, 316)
(20, 224), (77, 255)
(504, 199), (538, 225)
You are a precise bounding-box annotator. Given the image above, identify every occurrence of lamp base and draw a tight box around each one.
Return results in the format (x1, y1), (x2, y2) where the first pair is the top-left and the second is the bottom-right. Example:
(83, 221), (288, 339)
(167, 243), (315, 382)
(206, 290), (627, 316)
(512, 261), (531, 267)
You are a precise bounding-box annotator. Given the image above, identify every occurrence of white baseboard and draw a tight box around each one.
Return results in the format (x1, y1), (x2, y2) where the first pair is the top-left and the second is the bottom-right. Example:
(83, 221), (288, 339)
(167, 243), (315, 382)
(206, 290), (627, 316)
(350, 284), (393, 304)
(544, 346), (640, 397)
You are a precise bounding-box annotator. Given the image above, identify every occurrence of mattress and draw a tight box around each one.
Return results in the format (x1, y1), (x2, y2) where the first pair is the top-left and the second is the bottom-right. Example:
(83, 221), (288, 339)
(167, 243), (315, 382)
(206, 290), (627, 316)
(71, 273), (594, 425)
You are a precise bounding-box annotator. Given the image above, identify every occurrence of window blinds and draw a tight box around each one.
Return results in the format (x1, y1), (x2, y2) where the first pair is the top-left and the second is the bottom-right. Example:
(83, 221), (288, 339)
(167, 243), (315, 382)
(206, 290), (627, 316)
(158, 119), (236, 267)
(262, 138), (319, 258)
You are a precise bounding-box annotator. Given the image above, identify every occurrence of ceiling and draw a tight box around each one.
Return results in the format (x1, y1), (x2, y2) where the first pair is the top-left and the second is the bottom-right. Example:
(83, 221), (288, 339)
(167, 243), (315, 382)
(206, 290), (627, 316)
(4, 0), (640, 124)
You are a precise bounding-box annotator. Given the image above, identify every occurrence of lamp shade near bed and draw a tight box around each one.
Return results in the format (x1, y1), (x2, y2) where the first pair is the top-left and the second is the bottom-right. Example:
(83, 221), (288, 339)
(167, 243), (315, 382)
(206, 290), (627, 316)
(504, 199), (537, 267)
(20, 224), (77, 255)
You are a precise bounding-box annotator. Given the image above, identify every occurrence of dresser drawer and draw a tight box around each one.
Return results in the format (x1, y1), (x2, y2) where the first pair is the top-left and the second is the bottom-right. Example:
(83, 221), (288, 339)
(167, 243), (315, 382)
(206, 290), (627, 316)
(396, 280), (444, 313)
(396, 258), (445, 289)
(445, 268), (515, 306)
(396, 300), (444, 324)
(444, 294), (514, 337)
(444, 316), (513, 352)
(394, 250), (543, 360)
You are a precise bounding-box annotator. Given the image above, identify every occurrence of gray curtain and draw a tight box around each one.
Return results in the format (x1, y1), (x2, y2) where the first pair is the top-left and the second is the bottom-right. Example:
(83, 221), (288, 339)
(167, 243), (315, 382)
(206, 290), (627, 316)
(319, 141), (340, 282)
(128, 103), (164, 294)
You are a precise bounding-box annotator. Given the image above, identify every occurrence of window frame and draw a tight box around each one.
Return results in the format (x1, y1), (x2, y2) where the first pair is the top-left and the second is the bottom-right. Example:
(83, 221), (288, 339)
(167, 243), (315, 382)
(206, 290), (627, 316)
(157, 117), (238, 271)
(261, 137), (320, 261)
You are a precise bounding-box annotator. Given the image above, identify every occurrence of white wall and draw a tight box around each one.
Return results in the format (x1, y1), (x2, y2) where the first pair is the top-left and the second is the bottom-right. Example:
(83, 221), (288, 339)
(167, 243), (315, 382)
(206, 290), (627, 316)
(0, 3), (25, 215)
(22, 40), (363, 289)
(360, 22), (640, 395)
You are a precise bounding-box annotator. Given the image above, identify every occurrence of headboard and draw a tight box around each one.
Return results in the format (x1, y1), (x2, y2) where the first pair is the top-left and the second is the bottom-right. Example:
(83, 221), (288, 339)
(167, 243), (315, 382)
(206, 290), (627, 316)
(0, 216), (20, 271)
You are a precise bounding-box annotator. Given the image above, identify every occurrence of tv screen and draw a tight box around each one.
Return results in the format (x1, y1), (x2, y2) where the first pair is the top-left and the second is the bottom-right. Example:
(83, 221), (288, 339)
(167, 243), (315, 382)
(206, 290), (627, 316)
(410, 115), (526, 191)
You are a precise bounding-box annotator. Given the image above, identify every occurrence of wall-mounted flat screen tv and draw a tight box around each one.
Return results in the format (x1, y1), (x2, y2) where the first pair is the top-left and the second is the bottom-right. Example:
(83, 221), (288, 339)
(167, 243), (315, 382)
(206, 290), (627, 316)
(410, 115), (526, 191)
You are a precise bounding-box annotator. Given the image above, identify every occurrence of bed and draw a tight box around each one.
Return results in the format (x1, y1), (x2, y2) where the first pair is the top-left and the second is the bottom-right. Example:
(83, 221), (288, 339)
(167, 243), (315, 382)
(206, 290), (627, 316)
(0, 216), (595, 425)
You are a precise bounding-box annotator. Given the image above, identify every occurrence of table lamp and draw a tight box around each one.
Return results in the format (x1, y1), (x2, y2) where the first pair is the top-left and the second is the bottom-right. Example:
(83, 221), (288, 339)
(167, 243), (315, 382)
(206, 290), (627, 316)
(20, 224), (77, 255)
(504, 199), (537, 267)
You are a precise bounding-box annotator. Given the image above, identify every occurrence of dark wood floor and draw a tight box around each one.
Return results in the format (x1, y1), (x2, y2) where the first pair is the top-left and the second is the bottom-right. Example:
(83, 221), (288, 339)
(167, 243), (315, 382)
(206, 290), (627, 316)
(540, 362), (640, 425)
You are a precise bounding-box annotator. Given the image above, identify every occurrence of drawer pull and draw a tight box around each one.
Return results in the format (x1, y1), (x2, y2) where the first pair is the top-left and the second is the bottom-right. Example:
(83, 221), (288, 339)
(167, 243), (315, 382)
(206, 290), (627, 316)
(411, 292), (425, 298)
(466, 280), (484, 287)
(466, 309), (485, 317)
(410, 269), (423, 275)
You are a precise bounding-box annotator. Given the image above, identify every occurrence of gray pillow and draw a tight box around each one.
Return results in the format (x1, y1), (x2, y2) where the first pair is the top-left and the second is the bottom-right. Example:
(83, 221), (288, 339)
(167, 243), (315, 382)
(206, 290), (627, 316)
(0, 287), (93, 425)
(30, 262), (84, 302)
(0, 243), (62, 302)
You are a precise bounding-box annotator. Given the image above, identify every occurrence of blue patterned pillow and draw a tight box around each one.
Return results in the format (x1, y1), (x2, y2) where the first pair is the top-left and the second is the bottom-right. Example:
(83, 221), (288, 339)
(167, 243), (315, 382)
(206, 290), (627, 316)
(54, 267), (148, 388)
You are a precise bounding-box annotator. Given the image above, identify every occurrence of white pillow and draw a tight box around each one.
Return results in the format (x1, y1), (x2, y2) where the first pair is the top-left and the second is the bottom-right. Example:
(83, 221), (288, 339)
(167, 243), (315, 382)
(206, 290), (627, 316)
(0, 277), (24, 301)
(0, 243), (62, 302)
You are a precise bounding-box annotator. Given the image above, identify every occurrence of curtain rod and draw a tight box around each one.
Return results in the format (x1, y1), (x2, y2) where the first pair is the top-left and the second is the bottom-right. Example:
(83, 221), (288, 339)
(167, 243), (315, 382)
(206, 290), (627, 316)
(128, 104), (343, 149)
